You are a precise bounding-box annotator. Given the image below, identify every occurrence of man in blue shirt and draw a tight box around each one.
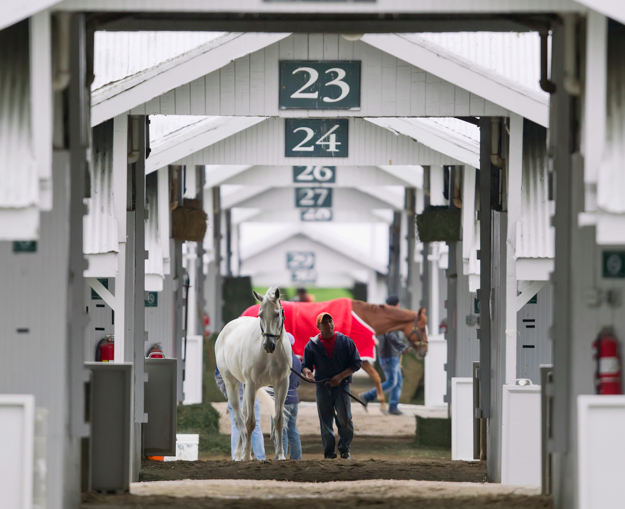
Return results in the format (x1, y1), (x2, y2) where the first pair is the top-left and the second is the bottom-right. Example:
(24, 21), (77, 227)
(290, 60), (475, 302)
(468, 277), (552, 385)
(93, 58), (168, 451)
(302, 312), (362, 459)
(359, 295), (409, 415)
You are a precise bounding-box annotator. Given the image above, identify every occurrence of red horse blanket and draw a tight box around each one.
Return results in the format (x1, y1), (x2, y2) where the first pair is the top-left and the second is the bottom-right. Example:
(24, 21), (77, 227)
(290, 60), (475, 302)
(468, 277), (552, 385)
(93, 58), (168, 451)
(242, 298), (376, 361)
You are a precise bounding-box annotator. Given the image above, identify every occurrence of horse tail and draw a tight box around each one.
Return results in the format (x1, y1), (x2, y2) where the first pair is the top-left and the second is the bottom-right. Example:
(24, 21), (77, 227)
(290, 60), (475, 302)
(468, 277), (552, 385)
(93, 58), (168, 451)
(256, 387), (291, 438)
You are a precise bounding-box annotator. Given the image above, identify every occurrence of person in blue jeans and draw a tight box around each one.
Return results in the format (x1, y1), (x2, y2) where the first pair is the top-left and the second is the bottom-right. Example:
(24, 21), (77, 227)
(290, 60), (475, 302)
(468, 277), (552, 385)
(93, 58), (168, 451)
(359, 295), (409, 416)
(271, 333), (303, 459)
(215, 366), (266, 460)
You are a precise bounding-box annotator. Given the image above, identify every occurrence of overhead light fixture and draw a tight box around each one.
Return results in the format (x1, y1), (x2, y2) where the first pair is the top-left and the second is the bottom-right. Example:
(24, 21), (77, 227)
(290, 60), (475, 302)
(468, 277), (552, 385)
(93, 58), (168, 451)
(341, 34), (364, 42)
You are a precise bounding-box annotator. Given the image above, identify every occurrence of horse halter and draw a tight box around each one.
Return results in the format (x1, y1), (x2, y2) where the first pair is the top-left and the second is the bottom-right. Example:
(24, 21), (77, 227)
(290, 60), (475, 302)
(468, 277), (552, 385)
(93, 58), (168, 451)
(407, 312), (428, 351)
(259, 304), (285, 340)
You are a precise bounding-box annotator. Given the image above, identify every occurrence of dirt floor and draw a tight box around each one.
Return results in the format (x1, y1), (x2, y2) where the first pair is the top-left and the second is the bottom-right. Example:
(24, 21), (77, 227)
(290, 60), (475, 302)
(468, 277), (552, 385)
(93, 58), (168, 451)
(212, 400), (447, 437)
(83, 481), (551, 509)
(139, 457), (486, 483)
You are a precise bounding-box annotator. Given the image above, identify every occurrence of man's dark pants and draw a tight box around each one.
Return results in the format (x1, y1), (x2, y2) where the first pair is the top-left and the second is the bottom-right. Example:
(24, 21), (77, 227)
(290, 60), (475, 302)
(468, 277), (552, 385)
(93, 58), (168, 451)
(315, 384), (353, 457)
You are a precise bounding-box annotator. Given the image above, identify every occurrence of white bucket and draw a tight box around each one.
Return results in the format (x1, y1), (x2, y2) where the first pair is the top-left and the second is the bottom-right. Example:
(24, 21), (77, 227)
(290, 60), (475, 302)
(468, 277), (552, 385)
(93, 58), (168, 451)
(164, 434), (199, 462)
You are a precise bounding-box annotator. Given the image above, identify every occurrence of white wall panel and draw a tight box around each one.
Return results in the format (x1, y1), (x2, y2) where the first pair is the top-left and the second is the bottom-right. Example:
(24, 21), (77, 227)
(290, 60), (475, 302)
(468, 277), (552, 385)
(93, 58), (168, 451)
(578, 395), (625, 509)
(183, 335), (203, 405)
(501, 384), (541, 486)
(451, 378), (475, 461)
(176, 118), (462, 167)
(424, 334), (447, 408)
(131, 34), (509, 119)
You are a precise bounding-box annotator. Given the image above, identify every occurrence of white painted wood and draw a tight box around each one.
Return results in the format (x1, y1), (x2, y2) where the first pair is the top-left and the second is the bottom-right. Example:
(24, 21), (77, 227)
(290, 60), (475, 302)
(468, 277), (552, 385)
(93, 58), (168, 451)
(86, 277), (117, 310)
(501, 384), (541, 486)
(147, 117), (266, 175)
(57, 0), (584, 14)
(366, 118), (479, 168)
(451, 378), (475, 461)
(29, 10), (53, 211)
(506, 114), (523, 384)
(91, 33), (290, 126)
(362, 34), (547, 127)
(577, 0), (625, 26)
(0, 0), (60, 30)
(175, 117), (462, 167)
(157, 167), (170, 272)
(516, 280), (546, 311)
(0, 394), (35, 509)
(424, 334), (447, 408)
(226, 187), (399, 211)
(236, 208), (391, 224)
(578, 395), (625, 509)
(182, 335), (203, 405)
(84, 252), (118, 278)
(584, 11), (607, 186)
(516, 258), (554, 281)
(221, 165), (413, 187)
(462, 166), (477, 264)
(125, 33), (513, 121)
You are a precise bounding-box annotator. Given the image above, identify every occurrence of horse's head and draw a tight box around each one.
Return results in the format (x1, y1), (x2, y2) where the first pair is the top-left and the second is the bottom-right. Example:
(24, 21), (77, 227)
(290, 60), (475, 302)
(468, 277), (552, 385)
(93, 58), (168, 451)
(252, 286), (284, 354)
(402, 307), (429, 358)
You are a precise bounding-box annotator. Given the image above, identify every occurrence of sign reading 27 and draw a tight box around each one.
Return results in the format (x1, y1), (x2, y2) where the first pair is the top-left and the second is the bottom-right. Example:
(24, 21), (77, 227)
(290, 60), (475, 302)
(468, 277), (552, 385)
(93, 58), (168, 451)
(285, 119), (348, 158)
(280, 61), (361, 109)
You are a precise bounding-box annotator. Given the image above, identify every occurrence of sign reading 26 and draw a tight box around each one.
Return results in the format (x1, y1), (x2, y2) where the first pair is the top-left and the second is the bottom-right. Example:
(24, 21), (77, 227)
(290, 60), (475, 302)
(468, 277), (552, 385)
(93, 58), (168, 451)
(285, 119), (348, 158)
(280, 61), (361, 109)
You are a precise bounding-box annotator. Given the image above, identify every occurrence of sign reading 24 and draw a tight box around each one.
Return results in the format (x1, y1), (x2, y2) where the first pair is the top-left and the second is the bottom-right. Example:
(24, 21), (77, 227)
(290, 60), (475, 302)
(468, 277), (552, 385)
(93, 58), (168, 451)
(280, 61), (361, 109)
(285, 119), (348, 158)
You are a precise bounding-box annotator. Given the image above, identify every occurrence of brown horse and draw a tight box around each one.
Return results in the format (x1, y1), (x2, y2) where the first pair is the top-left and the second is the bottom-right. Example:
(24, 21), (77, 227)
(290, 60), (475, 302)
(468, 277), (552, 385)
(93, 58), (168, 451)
(352, 301), (428, 410)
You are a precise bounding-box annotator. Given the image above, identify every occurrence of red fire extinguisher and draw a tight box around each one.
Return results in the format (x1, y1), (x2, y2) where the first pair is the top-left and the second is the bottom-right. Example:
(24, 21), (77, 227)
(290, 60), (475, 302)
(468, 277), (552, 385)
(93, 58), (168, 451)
(96, 335), (115, 362)
(147, 343), (165, 359)
(593, 328), (622, 395)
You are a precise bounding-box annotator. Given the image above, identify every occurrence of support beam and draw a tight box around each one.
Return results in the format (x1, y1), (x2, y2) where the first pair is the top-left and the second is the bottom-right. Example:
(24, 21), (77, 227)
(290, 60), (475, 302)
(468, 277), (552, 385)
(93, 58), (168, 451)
(86, 277), (116, 310)
(506, 113), (523, 385)
(516, 280), (547, 312)
(478, 117), (493, 420)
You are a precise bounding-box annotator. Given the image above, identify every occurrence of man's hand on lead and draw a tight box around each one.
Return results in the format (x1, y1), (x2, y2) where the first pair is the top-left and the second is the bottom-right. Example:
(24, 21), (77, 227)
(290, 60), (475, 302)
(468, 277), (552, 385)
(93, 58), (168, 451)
(302, 367), (315, 381)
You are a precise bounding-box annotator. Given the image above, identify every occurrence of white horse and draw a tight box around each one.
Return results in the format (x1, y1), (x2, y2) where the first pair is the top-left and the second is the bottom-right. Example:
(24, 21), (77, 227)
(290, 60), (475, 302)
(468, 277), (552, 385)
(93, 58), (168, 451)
(215, 286), (292, 461)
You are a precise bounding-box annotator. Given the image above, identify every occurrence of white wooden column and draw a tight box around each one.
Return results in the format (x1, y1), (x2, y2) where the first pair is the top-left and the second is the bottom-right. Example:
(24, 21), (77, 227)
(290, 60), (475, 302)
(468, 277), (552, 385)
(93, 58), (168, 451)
(113, 114), (128, 362)
(505, 114), (523, 384)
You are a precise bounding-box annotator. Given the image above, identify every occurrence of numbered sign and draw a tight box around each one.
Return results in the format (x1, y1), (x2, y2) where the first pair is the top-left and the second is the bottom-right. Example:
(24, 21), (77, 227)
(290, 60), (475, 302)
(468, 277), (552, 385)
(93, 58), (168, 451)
(285, 119), (348, 158)
(291, 269), (318, 284)
(280, 61), (361, 109)
(286, 251), (315, 270)
(13, 241), (37, 253)
(295, 187), (333, 208)
(301, 208), (333, 222)
(145, 292), (158, 307)
(293, 166), (336, 183)
(603, 251), (625, 278)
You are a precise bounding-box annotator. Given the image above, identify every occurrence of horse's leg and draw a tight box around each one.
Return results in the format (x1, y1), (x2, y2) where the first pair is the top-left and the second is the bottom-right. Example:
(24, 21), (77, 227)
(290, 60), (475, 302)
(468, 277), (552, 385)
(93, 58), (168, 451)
(242, 383), (257, 461)
(224, 376), (245, 461)
(362, 361), (387, 411)
(273, 377), (289, 460)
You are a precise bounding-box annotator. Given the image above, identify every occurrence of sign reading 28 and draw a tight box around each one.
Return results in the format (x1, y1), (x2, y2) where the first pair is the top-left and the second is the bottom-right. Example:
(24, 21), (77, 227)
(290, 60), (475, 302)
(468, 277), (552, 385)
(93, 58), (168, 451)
(285, 119), (348, 158)
(280, 61), (361, 109)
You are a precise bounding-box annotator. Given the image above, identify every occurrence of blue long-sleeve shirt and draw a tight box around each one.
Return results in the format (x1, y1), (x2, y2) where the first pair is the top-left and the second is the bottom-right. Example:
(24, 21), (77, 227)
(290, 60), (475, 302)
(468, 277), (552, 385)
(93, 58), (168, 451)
(302, 332), (362, 386)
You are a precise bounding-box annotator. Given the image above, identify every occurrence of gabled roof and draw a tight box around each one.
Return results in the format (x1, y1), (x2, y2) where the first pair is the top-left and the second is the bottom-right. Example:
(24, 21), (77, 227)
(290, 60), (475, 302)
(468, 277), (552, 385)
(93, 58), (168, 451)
(576, 0), (625, 25)
(91, 32), (289, 126)
(240, 226), (387, 275)
(146, 116), (266, 174)
(366, 117), (480, 168)
(361, 33), (549, 127)
(92, 31), (549, 127)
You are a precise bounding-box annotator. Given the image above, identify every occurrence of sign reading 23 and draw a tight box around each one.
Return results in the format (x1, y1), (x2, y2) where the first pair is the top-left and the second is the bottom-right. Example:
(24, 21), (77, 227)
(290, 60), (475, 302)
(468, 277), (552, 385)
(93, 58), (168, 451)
(285, 119), (348, 158)
(280, 61), (361, 109)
